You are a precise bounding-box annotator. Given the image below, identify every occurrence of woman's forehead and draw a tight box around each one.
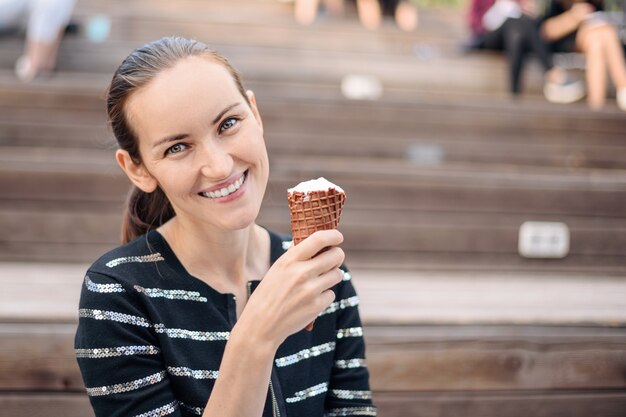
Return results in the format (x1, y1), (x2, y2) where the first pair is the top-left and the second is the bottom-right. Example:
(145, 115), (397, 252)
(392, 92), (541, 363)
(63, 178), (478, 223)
(126, 56), (242, 135)
(134, 56), (239, 106)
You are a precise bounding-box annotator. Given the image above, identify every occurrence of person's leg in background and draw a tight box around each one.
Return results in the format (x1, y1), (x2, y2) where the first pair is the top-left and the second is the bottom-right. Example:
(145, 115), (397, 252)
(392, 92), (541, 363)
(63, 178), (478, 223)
(295, 0), (321, 25)
(16, 0), (76, 82)
(501, 18), (528, 94)
(394, 0), (418, 32)
(356, 0), (382, 30)
(576, 22), (626, 110)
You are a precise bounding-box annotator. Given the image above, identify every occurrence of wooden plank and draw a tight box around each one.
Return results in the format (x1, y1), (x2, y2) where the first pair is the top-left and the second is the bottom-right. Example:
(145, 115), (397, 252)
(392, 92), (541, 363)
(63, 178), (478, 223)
(2, 242), (626, 273)
(2, 207), (625, 257)
(373, 390), (626, 417)
(0, 324), (84, 391)
(2, 116), (626, 169)
(2, 390), (626, 417)
(0, 394), (93, 417)
(4, 263), (626, 326)
(0, 86), (622, 149)
(2, 323), (626, 391)
(2, 85), (625, 138)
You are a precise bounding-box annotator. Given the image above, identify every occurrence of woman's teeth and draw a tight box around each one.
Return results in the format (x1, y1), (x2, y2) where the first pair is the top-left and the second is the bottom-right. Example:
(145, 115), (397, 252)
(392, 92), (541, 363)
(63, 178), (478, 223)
(201, 173), (245, 199)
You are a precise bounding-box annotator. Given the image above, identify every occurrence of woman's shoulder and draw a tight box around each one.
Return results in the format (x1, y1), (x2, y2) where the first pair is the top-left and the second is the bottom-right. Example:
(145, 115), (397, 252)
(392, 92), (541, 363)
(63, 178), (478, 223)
(87, 231), (166, 283)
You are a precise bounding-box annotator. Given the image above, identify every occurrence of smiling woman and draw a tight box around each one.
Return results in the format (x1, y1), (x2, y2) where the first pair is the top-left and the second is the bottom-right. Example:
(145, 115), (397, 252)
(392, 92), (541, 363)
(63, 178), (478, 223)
(74, 37), (376, 417)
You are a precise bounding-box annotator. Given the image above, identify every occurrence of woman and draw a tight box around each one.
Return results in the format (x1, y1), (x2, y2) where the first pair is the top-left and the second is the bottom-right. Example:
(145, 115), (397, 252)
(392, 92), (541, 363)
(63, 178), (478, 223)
(74, 36), (376, 417)
(468, 0), (584, 101)
(541, 0), (626, 110)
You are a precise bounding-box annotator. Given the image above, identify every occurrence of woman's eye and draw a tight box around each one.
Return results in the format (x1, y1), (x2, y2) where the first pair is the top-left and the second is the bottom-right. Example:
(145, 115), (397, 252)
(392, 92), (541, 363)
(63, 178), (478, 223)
(219, 117), (239, 132)
(165, 143), (187, 155)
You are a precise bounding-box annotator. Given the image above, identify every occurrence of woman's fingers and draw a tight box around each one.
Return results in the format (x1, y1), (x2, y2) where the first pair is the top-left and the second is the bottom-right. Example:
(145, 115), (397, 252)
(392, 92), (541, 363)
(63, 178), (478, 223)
(314, 267), (345, 294)
(292, 230), (344, 260)
(307, 245), (345, 272)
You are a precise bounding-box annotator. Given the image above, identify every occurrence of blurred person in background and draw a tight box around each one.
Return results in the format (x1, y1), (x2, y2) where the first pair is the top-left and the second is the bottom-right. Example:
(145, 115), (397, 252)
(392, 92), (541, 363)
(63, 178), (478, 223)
(0, 0), (76, 82)
(540, 0), (626, 111)
(467, 0), (585, 102)
(295, 0), (418, 31)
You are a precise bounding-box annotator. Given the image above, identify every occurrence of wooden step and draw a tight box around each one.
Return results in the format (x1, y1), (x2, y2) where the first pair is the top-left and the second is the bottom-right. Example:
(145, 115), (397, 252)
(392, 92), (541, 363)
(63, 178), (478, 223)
(3, 390), (626, 417)
(2, 81), (626, 172)
(1, 145), (624, 269)
(1, 261), (625, 416)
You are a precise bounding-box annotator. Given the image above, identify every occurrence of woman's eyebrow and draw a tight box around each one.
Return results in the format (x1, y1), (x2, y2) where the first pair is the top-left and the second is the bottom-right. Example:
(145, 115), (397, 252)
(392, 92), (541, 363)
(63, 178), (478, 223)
(212, 102), (241, 124)
(153, 133), (189, 149)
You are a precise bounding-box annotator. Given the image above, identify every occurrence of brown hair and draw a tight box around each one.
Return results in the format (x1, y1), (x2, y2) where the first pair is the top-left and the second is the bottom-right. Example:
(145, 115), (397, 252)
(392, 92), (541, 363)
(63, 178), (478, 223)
(107, 36), (250, 243)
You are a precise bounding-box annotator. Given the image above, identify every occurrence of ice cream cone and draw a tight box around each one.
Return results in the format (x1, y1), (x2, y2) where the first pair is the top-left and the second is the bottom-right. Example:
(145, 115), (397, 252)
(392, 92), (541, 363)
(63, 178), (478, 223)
(288, 188), (346, 245)
(287, 178), (346, 331)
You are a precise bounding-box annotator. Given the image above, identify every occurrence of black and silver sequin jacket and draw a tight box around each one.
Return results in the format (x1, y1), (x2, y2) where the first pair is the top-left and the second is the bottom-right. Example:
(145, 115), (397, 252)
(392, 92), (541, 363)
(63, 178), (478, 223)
(75, 229), (377, 417)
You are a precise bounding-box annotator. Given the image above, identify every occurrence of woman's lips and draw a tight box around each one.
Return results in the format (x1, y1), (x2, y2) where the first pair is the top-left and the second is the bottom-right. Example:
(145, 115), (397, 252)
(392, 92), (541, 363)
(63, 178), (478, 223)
(199, 170), (247, 199)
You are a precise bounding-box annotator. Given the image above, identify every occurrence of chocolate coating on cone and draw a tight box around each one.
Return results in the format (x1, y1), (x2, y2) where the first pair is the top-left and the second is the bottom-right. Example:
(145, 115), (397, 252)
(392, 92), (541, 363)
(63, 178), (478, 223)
(288, 189), (346, 245)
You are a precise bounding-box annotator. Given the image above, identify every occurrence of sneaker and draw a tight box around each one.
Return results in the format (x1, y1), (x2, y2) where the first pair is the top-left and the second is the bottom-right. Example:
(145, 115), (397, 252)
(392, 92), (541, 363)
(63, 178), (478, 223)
(544, 75), (585, 104)
(617, 88), (626, 112)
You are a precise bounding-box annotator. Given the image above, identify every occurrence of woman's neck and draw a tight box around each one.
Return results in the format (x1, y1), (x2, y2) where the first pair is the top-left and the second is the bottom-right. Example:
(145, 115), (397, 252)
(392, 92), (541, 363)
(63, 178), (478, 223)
(157, 218), (270, 291)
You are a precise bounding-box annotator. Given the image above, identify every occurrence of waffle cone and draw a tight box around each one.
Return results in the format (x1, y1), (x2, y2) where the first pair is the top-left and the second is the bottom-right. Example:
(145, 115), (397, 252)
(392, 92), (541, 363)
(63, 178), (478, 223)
(288, 189), (346, 246)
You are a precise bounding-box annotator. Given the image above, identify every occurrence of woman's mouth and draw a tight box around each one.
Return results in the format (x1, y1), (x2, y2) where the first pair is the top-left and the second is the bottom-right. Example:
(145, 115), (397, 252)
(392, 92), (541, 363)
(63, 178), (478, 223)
(199, 170), (247, 199)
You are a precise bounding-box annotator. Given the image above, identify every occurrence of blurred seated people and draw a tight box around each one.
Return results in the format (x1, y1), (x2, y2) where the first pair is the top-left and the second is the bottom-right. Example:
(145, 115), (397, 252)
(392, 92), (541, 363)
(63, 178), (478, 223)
(295, 0), (418, 32)
(0, 0), (76, 82)
(540, 0), (626, 111)
(468, 0), (584, 102)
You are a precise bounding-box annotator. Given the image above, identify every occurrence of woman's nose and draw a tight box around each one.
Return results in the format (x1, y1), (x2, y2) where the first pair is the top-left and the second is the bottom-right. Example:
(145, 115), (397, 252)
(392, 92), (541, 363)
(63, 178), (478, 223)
(197, 141), (234, 180)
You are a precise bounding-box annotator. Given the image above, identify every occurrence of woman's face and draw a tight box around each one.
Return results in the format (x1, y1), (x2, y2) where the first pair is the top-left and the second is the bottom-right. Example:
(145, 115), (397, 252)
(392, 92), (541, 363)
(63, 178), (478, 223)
(123, 55), (269, 232)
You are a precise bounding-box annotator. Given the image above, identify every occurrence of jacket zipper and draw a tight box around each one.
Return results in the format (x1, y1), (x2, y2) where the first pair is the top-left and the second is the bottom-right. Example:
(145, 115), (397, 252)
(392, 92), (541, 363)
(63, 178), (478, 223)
(269, 380), (280, 417)
(247, 282), (280, 417)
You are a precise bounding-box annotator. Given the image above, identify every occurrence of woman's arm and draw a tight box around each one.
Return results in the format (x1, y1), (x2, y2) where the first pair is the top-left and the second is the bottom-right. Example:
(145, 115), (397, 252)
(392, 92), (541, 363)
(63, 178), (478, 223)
(541, 1), (594, 41)
(202, 230), (346, 417)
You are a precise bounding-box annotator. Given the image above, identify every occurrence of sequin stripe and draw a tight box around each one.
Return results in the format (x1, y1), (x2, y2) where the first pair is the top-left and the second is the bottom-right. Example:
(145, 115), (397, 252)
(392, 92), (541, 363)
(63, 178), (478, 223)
(341, 270), (352, 281)
(334, 358), (368, 369)
(154, 324), (230, 341)
(167, 366), (219, 379)
(79, 309), (152, 327)
(275, 341), (335, 367)
(106, 253), (165, 268)
(134, 285), (208, 302)
(285, 382), (328, 403)
(86, 371), (166, 397)
(319, 296), (359, 317)
(330, 389), (372, 400)
(336, 327), (363, 339)
(84, 275), (125, 293)
(133, 400), (178, 417)
(178, 401), (204, 415)
(75, 345), (160, 358)
(324, 406), (378, 417)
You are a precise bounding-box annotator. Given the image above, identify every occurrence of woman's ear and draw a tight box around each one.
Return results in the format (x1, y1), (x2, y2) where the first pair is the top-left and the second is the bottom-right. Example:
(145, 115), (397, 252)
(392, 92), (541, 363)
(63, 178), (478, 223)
(115, 149), (158, 193)
(246, 90), (264, 133)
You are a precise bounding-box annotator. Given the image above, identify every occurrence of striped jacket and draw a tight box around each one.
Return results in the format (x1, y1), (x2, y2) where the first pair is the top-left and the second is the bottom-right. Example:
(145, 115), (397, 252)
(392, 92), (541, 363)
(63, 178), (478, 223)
(75, 229), (377, 417)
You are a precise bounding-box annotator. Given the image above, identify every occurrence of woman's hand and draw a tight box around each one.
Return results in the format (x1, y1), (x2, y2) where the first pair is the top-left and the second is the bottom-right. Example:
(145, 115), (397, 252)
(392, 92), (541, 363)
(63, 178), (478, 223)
(238, 230), (345, 349)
